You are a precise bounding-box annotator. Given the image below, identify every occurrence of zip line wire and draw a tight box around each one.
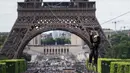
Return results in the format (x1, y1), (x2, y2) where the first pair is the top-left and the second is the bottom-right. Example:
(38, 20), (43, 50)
(101, 11), (130, 25)
(46, 3), (130, 29)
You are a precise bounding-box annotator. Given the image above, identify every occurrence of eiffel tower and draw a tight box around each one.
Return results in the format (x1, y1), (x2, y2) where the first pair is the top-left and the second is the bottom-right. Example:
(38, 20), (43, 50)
(0, 0), (109, 59)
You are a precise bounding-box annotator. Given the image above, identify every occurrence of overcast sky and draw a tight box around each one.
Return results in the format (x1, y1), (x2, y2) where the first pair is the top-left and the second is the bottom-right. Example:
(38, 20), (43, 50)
(0, 0), (130, 32)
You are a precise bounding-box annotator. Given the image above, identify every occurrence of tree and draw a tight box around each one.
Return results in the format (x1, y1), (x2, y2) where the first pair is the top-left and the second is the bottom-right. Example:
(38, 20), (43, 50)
(64, 38), (71, 44)
(105, 32), (130, 59)
(41, 37), (71, 45)
(55, 38), (65, 45)
(55, 38), (71, 45)
(0, 35), (8, 48)
(41, 38), (55, 45)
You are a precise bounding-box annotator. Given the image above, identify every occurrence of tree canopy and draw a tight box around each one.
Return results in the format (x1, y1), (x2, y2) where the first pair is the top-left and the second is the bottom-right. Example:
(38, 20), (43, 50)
(0, 35), (8, 48)
(105, 32), (130, 59)
(41, 38), (55, 45)
(41, 38), (71, 45)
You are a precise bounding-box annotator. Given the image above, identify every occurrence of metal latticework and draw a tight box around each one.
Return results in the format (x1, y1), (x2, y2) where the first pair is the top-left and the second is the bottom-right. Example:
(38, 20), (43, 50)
(0, 0), (109, 59)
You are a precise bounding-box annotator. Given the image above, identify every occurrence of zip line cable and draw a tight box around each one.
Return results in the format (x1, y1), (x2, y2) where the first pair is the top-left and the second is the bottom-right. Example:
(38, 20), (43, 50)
(46, 2), (110, 55)
(46, 2), (63, 7)
(101, 11), (130, 25)
(47, 2), (130, 28)
(46, 3), (62, 21)
(46, 2), (100, 32)
(99, 11), (130, 48)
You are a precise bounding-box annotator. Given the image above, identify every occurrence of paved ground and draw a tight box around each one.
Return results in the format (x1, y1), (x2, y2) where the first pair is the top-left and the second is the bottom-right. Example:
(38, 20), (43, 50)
(23, 54), (97, 73)
(24, 61), (89, 73)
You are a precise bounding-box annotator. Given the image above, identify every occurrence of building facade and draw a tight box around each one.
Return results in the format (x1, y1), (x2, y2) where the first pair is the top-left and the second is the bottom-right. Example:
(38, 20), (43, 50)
(27, 45), (89, 56)
(103, 28), (115, 39)
(28, 34), (41, 45)
(28, 29), (115, 46)
(52, 31), (71, 39)
(71, 34), (85, 45)
(26, 31), (90, 57)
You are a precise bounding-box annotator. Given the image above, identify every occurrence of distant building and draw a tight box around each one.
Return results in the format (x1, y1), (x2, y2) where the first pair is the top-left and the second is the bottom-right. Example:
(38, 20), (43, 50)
(119, 30), (130, 36)
(26, 31), (90, 56)
(71, 34), (85, 45)
(28, 34), (41, 45)
(0, 32), (9, 36)
(52, 31), (59, 39)
(26, 28), (116, 57)
(41, 33), (53, 39)
(59, 32), (71, 39)
(103, 28), (115, 39)
(27, 45), (87, 56)
(52, 31), (71, 39)
(128, 30), (130, 36)
(71, 28), (115, 45)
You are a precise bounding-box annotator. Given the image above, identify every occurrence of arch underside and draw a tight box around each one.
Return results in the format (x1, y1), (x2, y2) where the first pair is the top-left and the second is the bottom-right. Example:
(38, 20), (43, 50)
(0, 21), (109, 59)
(14, 24), (92, 58)
(0, 9), (109, 59)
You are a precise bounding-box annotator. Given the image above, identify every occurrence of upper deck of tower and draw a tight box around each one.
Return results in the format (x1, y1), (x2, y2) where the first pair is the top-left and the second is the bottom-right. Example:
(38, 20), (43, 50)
(18, 0), (95, 11)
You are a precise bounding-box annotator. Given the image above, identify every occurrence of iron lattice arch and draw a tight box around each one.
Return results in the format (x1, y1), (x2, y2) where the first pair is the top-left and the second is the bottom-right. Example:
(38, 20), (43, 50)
(0, 0), (109, 59)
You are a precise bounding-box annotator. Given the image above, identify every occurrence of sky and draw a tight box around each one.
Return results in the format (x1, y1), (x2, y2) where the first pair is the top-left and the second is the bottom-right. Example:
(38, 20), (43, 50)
(0, 0), (130, 32)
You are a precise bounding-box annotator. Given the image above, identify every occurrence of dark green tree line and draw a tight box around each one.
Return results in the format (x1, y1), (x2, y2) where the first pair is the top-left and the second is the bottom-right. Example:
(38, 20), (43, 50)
(105, 32), (130, 59)
(41, 38), (71, 45)
(0, 35), (7, 48)
(41, 38), (55, 45)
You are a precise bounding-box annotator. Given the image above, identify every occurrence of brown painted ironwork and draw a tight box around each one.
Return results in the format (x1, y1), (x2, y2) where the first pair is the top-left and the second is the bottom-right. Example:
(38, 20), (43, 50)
(0, 0), (109, 59)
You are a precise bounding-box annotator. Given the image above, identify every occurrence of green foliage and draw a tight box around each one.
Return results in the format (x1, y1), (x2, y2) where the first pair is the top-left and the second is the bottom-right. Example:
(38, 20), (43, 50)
(41, 37), (71, 45)
(98, 58), (108, 73)
(0, 63), (6, 73)
(55, 38), (71, 45)
(97, 58), (121, 73)
(86, 59), (97, 72)
(110, 62), (130, 73)
(101, 59), (122, 73)
(63, 38), (71, 44)
(0, 55), (8, 60)
(22, 53), (31, 61)
(0, 35), (7, 48)
(0, 59), (27, 73)
(105, 32), (130, 59)
(97, 58), (130, 73)
(41, 38), (55, 45)
(55, 38), (64, 45)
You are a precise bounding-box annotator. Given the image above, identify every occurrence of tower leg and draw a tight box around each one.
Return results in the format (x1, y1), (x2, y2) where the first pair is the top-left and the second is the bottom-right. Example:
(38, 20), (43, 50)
(0, 28), (28, 59)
